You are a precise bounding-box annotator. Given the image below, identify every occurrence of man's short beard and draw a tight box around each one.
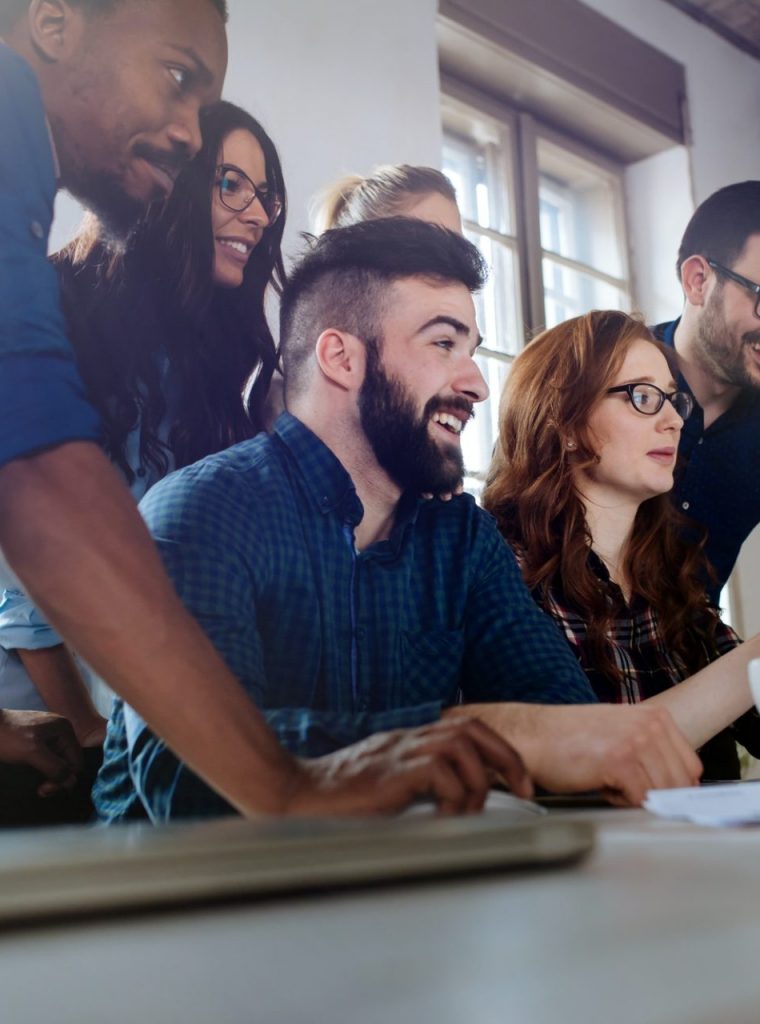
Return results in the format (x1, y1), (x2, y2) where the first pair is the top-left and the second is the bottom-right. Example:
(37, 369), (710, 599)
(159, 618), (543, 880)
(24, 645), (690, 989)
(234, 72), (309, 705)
(698, 286), (760, 390)
(64, 169), (144, 249)
(358, 341), (467, 495)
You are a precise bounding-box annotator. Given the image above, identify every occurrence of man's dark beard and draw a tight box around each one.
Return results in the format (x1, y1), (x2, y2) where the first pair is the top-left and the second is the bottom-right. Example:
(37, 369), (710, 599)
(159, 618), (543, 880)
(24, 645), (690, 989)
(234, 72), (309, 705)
(64, 136), (187, 247)
(358, 343), (470, 494)
(64, 169), (144, 249)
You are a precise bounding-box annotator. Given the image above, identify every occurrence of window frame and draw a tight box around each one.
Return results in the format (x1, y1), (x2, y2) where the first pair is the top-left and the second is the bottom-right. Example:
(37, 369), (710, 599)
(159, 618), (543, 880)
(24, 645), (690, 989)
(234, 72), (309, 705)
(441, 77), (635, 490)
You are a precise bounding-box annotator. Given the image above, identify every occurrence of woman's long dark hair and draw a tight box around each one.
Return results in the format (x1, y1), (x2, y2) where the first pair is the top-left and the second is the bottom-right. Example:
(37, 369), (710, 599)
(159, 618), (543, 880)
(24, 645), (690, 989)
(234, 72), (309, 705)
(56, 101), (287, 484)
(483, 310), (719, 684)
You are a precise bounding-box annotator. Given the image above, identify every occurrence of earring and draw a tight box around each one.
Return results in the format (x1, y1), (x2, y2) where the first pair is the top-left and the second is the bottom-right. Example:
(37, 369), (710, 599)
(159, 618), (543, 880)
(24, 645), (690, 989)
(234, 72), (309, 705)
(566, 440), (577, 450)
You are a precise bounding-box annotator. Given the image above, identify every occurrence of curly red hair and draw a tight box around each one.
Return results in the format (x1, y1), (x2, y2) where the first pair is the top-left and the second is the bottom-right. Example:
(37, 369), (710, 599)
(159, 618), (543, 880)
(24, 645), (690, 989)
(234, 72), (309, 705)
(482, 310), (719, 683)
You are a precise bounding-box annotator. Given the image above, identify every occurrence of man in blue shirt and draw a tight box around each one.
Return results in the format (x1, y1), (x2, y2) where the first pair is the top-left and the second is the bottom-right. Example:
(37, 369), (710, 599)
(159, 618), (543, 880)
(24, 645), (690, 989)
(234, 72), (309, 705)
(652, 181), (760, 599)
(96, 219), (700, 822)
(0, 2), (525, 817)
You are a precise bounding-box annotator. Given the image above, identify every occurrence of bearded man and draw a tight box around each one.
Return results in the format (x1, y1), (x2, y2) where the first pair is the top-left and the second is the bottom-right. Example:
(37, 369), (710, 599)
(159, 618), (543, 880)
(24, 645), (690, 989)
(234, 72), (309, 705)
(652, 181), (760, 599)
(95, 218), (700, 822)
(1, 1), (544, 817)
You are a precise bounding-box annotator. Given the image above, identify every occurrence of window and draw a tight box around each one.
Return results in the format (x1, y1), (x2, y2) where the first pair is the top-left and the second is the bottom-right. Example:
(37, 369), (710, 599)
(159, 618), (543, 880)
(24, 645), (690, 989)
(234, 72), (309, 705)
(441, 88), (632, 494)
(537, 135), (631, 328)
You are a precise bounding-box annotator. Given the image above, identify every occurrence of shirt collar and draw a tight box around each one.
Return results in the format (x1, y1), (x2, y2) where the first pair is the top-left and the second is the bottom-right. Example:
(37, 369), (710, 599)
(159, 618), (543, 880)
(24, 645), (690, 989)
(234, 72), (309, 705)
(653, 317), (700, 407)
(272, 412), (424, 543)
(654, 318), (679, 349)
(273, 412), (364, 524)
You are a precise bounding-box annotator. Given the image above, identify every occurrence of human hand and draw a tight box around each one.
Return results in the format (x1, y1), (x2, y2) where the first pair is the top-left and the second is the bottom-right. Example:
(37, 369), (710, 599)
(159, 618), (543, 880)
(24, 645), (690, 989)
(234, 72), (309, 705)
(284, 718), (532, 816)
(522, 704), (702, 806)
(0, 709), (83, 796)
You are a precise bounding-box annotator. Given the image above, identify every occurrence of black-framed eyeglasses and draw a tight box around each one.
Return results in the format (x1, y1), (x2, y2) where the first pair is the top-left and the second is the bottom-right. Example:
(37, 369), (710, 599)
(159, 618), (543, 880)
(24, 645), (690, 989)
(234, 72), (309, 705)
(605, 382), (693, 420)
(707, 258), (760, 319)
(216, 163), (283, 226)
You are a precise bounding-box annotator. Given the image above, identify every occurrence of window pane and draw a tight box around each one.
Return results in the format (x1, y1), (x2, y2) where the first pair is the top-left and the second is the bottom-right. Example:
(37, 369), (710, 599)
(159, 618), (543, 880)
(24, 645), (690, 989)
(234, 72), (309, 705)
(468, 234), (522, 357)
(442, 133), (513, 236)
(542, 258), (629, 328)
(443, 115), (521, 488)
(538, 138), (626, 280)
(461, 355), (511, 485)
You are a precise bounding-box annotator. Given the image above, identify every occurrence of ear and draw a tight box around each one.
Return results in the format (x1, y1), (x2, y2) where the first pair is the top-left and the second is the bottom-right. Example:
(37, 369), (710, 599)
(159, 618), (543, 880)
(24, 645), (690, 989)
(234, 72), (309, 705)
(680, 254), (711, 308)
(27, 0), (85, 62)
(314, 330), (366, 392)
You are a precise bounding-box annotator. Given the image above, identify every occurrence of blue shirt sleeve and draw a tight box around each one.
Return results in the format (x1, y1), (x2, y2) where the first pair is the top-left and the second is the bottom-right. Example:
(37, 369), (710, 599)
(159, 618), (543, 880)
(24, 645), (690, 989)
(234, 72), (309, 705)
(0, 586), (62, 650)
(0, 44), (100, 466)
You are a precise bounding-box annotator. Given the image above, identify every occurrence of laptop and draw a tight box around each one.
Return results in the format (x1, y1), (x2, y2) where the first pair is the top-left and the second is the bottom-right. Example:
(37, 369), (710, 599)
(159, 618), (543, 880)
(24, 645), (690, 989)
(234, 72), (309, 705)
(0, 801), (593, 927)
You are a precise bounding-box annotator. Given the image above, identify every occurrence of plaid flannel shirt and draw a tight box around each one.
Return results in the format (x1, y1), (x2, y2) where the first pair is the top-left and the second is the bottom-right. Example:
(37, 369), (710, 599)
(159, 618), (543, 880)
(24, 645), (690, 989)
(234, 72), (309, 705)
(95, 413), (596, 822)
(536, 551), (760, 778)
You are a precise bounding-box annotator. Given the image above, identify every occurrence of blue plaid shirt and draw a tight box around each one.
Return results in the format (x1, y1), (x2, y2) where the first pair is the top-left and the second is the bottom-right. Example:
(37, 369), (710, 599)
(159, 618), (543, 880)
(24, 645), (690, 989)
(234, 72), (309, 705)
(0, 44), (100, 467)
(94, 413), (596, 822)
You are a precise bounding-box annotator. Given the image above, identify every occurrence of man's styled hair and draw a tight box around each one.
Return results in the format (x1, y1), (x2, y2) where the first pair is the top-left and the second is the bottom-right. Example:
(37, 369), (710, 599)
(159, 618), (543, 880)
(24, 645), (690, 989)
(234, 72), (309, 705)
(280, 217), (488, 398)
(0, 0), (228, 34)
(677, 180), (760, 277)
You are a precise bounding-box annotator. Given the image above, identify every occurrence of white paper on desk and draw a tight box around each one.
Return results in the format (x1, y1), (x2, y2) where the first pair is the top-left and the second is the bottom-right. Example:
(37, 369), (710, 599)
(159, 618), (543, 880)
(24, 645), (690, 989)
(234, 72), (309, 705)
(644, 782), (760, 827)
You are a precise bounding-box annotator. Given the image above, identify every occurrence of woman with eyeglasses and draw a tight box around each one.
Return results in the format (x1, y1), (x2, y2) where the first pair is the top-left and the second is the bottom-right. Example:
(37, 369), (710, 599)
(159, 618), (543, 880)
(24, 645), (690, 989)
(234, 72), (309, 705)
(59, 99), (285, 483)
(483, 310), (760, 779)
(0, 101), (286, 745)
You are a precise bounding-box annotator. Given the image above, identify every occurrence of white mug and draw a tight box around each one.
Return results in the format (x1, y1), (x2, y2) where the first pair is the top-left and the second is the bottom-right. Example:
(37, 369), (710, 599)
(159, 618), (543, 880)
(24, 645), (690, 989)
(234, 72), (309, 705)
(749, 658), (760, 714)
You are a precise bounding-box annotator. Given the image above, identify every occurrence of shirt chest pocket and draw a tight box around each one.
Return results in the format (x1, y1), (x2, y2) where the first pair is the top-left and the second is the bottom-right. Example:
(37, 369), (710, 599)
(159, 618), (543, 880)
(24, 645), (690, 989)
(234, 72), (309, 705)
(400, 629), (465, 705)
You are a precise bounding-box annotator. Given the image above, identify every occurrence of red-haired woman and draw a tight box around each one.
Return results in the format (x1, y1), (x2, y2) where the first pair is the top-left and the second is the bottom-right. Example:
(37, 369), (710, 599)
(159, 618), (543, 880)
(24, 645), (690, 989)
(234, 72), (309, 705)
(483, 310), (760, 779)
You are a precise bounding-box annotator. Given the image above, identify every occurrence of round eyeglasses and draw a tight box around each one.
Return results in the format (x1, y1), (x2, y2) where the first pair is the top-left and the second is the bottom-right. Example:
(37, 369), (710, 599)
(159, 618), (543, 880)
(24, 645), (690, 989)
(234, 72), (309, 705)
(605, 382), (693, 420)
(216, 163), (283, 226)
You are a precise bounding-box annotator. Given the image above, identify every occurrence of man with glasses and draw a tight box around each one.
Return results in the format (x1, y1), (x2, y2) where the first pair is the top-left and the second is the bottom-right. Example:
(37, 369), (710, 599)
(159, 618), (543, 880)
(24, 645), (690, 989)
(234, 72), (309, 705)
(94, 219), (701, 822)
(652, 180), (760, 600)
(0, 0), (525, 818)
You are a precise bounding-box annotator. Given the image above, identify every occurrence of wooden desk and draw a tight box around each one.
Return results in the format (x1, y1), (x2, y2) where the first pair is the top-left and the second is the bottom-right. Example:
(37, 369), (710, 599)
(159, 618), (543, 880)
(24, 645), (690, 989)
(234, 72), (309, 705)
(1, 808), (759, 1023)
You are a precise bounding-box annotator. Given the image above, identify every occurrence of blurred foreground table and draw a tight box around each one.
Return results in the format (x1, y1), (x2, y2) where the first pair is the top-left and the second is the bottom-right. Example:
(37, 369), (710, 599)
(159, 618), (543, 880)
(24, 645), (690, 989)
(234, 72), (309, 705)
(1, 807), (759, 1023)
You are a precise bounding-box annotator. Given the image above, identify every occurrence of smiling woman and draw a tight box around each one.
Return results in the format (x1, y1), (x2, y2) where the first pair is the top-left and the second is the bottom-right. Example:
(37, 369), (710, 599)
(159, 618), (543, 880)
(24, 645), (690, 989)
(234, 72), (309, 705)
(59, 99), (286, 479)
(0, 100), (286, 722)
(483, 309), (760, 780)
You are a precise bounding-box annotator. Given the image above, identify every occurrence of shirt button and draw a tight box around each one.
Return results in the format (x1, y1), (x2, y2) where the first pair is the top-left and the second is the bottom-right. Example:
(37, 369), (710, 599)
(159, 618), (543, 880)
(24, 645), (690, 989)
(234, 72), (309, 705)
(30, 220), (44, 240)
(697, 438), (704, 445)
(682, 501), (690, 511)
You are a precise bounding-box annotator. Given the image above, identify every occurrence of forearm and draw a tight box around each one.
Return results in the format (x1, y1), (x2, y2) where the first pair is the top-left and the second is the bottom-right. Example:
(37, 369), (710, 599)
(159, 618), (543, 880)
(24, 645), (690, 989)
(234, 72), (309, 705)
(0, 442), (299, 814)
(644, 633), (760, 749)
(16, 645), (103, 741)
(443, 702), (563, 781)
(444, 700), (702, 799)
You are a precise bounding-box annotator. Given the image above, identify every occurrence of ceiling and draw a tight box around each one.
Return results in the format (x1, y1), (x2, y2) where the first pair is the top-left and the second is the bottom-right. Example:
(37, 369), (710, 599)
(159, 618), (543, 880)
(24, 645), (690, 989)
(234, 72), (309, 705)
(661, 0), (760, 59)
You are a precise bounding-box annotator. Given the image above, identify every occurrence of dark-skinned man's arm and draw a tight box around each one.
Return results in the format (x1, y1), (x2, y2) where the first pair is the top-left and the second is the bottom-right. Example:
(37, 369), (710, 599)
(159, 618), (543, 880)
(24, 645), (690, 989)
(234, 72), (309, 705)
(0, 442), (527, 816)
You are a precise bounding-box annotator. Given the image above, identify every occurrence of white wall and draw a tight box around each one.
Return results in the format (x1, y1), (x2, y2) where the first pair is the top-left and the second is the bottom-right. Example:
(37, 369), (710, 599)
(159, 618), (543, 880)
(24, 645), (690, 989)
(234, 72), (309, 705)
(624, 146), (692, 324)
(581, 0), (760, 202)
(225, 0), (441, 252)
